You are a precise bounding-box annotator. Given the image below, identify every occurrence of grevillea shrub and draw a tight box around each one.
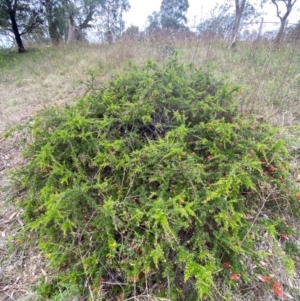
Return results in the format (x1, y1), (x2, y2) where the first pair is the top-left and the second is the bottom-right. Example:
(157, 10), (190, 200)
(12, 57), (299, 300)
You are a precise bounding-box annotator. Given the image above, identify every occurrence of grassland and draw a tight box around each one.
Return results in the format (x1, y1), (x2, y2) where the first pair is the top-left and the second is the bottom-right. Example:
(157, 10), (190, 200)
(0, 39), (300, 301)
(1, 40), (300, 133)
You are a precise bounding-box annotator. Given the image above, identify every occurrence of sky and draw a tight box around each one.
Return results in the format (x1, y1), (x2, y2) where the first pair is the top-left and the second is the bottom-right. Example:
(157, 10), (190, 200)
(123, 0), (300, 30)
(123, 0), (218, 30)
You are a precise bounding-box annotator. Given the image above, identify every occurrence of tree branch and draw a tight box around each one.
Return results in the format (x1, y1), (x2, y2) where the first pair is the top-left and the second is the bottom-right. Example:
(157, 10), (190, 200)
(12, 0), (18, 11)
(271, 0), (283, 21)
(79, 7), (95, 30)
(235, 0), (239, 12)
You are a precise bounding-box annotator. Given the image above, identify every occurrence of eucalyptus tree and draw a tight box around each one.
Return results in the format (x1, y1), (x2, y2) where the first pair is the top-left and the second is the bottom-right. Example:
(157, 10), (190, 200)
(146, 0), (189, 33)
(270, 0), (298, 43)
(42, 0), (67, 44)
(63, 0), (130, 44)
(146, 11), (161, 34)
(0, 0), (44, 52)
(96, 0), (130, 43)
(229, 0), (247, 48)
(160, 0), (189, 30)
(65, 0), (103, 43)
(197, 1), (260, 42)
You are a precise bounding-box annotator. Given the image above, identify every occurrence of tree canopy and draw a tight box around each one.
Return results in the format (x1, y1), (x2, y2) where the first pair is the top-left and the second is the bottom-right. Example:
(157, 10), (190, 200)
(0, 0), (44, 52)
(0, 0), (130, 47)
(146, 0), (189, 33)
(160, 0), (189, 29)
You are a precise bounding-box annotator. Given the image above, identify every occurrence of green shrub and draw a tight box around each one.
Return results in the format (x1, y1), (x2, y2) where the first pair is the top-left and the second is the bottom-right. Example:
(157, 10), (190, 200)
(12, 57), (299, 300)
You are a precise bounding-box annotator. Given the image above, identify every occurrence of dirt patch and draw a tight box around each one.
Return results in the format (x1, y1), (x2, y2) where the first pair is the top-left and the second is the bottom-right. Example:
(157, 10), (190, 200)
(0, 97), (83, 301)
(0, 125), (51, 301)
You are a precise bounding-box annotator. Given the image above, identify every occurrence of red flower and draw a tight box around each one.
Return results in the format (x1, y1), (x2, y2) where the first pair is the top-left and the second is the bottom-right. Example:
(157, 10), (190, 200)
(272, 281), (283, 299)
(261, 275), (273, 283)
(230, 273), (240, 281)
(222, 262), (231, 268)
(268, 165), (276, 172)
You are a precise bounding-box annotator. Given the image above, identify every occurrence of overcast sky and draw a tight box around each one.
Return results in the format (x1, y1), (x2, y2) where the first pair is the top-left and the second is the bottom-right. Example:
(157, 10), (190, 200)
(123, 0), (300, 30)
(123, 0), (218, 29)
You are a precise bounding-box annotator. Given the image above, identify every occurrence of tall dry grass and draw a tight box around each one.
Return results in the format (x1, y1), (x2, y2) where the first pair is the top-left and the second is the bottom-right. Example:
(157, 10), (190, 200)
(1, 39), (299, 135)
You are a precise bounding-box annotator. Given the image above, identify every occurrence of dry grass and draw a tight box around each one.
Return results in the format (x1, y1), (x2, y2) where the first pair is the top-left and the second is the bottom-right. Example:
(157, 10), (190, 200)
(1, 40), (300, 132)
(1, 39), (300, 301)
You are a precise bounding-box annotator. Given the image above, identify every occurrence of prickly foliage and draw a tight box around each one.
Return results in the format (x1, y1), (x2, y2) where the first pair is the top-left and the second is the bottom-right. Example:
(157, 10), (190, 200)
(12, 57), (299, 300)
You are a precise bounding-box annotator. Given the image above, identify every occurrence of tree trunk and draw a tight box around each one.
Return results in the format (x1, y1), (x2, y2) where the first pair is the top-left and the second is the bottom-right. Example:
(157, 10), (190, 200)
(65, 0), (95, 44)
(229, 0), (246, 49)
(256, 17), (264, 41)
(8, 7), (25, 52)
(48, 21), (60, 45)
(44, 0), (61, 45)
(271, 0), (297, 44)
(274, 17), (287, 44)
(67, 15), (78, 44)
